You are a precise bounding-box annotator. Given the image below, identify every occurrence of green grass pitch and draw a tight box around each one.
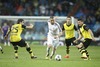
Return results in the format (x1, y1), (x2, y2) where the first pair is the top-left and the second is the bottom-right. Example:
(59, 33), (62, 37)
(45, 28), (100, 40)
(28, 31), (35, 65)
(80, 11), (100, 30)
(0, 43), (100, 67)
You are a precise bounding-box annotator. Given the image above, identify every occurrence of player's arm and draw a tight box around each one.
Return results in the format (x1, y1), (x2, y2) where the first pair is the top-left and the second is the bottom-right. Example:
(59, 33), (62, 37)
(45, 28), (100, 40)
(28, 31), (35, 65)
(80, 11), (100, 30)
(77, 30), (82, 40)
(88, 29), (95, 41)
(57, 23), (63, 37)
(75, 25), (82, 40)
(58, 24), (65, 37)
(84, 25), (95, 41)
(89, 29), (95, 41)
(74, 25), (82, 43)
(24, 24), (33, 29)
(54, 24), (64, 39)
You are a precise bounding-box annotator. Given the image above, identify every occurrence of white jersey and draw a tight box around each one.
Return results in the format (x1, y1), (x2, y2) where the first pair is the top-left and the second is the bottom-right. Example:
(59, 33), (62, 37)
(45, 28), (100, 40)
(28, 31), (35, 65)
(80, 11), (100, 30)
(47, 20), (62, 36)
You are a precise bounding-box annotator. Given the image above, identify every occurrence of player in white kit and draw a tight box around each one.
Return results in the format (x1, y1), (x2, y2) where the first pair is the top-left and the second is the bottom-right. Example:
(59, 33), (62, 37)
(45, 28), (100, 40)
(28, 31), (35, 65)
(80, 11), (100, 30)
(45, 16), (62, 60)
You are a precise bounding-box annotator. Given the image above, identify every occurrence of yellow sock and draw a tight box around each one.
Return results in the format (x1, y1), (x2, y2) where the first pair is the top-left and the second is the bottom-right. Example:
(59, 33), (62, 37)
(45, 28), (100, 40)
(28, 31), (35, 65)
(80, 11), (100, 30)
(15, 53), (18, 57)
(30, 50), (34, 57)
(82, 53), (87, 57)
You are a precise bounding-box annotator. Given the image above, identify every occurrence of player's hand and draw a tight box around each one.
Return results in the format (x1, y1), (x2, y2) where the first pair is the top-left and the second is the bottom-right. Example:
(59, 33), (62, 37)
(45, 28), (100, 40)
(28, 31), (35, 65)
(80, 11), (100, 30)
(76, 43), (83, 48)
(4, 36), (8, 40)
(92, 38), (96, 41)
(27, 23), (34, 29)
(54, 36), (59, 39)
(73, 40), (78, 44)
(30, 23), (34, 28)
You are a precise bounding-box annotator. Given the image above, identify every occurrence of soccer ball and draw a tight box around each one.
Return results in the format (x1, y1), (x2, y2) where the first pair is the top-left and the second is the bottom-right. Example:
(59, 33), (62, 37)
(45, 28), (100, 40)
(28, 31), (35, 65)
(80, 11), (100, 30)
(55, 54), (62, 61)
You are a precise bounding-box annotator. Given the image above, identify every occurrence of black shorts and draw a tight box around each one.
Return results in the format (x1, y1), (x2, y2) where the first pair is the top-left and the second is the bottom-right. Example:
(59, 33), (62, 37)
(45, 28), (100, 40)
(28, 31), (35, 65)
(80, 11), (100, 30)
(82, 39), (92, 49)
(65, 37), (76, 46)
(10, 39), (27, 47)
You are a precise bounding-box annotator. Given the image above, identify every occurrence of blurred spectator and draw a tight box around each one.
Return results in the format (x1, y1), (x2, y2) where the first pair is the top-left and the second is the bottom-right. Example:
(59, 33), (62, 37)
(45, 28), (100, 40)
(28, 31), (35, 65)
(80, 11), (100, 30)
(0, 0), (100, 35)
(1, 22), (10, 46)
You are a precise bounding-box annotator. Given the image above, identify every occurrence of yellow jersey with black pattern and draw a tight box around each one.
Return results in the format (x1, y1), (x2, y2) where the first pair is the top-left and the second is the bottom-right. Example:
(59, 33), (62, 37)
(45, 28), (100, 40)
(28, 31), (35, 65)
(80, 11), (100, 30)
(79, 24), (92, 39)
(10, 24), (26, 42)
(62, 23), (77, 39)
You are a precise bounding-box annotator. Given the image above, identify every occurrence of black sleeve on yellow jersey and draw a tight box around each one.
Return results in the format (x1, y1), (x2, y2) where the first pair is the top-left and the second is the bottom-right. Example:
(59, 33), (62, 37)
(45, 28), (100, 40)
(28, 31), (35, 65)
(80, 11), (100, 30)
(78, 25), (81, 29)
(74, 25), (78, 31)
(22, 25), (26, 29)
(62, 25), (65, 31)
(83, 25), (89, 31)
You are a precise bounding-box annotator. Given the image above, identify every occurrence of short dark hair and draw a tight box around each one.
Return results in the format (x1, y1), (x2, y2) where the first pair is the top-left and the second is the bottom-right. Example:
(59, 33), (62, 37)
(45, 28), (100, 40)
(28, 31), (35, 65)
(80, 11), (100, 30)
(50, 16), (54, 19)
(78, 18), (84, 22)
(17, 19), (24, 24)
(67, 16), (71, 18)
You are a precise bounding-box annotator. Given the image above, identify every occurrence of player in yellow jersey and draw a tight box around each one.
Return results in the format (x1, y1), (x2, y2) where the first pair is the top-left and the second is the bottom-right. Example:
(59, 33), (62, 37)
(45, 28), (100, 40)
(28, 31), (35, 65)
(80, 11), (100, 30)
(62, 16), (79, 58)
(74, 19), (95, 60)
(5, 19), (37, 59)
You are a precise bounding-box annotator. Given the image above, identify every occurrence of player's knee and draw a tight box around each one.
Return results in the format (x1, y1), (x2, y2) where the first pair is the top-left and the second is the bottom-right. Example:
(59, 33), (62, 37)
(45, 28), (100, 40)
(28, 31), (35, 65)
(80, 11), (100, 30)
(26, 47), (31, 52)
(73, 42), (78, 46)
(14, 46), (18, 50)
(66, 46), (69, 49)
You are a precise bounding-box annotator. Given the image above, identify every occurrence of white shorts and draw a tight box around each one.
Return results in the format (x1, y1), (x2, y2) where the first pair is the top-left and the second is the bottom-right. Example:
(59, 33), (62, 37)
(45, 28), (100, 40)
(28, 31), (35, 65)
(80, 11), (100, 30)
(47, 35), (59, 48)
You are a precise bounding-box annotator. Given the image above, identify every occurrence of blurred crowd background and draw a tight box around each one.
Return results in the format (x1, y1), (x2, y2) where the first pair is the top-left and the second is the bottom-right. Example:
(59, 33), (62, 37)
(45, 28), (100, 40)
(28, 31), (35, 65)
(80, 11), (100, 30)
(0, 0), (100, 45)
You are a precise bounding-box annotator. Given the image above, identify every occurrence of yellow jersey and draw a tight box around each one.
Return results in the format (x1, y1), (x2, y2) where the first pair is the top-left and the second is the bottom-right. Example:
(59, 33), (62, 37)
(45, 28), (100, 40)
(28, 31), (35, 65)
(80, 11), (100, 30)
(79, 24), (92, 39)
(63, 23), (77, 39)
(10, 24), (25, 42)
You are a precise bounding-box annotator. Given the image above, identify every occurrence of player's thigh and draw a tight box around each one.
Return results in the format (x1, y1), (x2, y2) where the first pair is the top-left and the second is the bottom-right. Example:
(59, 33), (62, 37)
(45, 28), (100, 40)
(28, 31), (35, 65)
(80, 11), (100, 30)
(47, 35), (53, 45)
(65, 39), (71, 46)
(18, 39), (27, 47)
(71, 37), (77, 45)
(53, 38), (59, 48)
(10, 42), (18, 47)
(83, 39), (92, 49)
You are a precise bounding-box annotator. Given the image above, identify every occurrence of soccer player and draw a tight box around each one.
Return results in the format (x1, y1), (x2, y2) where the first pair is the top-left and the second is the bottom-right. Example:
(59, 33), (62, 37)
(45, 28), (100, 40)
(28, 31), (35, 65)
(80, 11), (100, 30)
(74, 18), (95, 60)
(2, 22), (10, 46)
(5, 19), (37, 59)
(45, 16), (62, 60)
(61, 16), (78, 58)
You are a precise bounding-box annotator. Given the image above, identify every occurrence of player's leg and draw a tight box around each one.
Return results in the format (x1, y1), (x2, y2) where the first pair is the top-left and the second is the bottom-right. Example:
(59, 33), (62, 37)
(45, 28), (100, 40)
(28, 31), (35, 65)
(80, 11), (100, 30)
(64, 45), (70, 58)
(0, 46), (3, 54)
(50, 47), (56, 60)
(82, 39), (92, 60)
(10, 42), (18, 59)
(76, 39), (92, 60)
(64, 39), (71, 58)
(18, 39), (37, 59)
(45, 36), (52, 59)
(76, 42), (89, 60)
(14, 46), (18, 59)
(26, 43), (37, 59)
(46, 45), (52, 59)
(50, 38), (59, 59)
(24, 42), (37, 59)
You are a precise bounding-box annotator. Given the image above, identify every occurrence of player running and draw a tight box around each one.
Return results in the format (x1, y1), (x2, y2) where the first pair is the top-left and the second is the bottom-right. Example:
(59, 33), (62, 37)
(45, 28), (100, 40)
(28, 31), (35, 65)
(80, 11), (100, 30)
(45, 16), (62, 60)
(5, 19), (37, 59)
(61, 16), (79, 58)
(74, 18), (95, 60)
